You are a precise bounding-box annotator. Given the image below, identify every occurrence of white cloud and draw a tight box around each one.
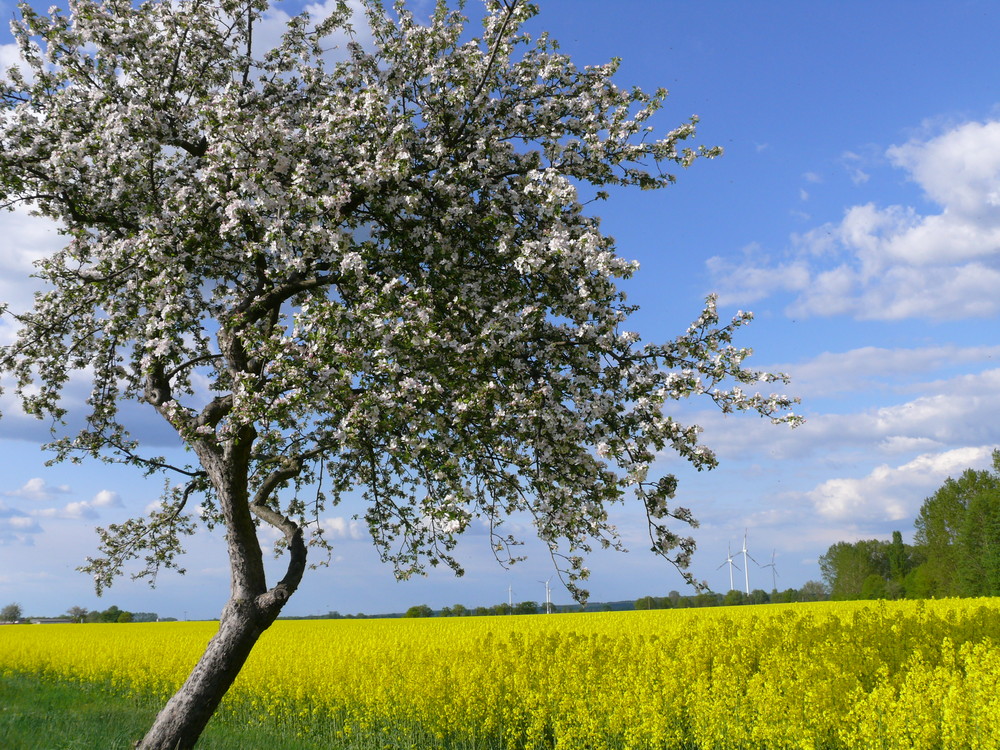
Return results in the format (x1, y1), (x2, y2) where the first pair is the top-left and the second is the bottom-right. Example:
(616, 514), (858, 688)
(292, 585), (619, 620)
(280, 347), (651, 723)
(322, 516), (364, 540)
(0, 205), (63, 347)
(26, 489), (122, 521)
(887, 120), (1000, 220)
(710, 118), (1000, 321)
(91, 490), (122, 508)
(841, 150), (871, 185)
(0, 207), (61, 293)
(7, 514), (37, 529)
(808, 446), (994, 522)
(772, 344), (1000, 398)
(5, 477), (71, 501)
(61, 501), (99, 519)
(878, 436), (944, 455)
(828, 378), (997, 453)
(686, 363), (1000, 466)
(0, 41), (33, 84)
(705, 248), (811, 306)
(0, 500), (42, 542)
(255, 0), (372, 64)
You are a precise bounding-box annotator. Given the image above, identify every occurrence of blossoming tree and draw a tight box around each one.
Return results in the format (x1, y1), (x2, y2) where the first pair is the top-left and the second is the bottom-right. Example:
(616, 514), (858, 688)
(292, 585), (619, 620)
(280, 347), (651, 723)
(0, 0), (799, 746)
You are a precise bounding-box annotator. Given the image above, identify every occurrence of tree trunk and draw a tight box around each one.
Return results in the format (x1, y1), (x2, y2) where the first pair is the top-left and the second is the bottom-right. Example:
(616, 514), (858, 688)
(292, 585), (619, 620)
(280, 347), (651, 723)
(135, 598), (280, 750)
(136, 437), (307, 750)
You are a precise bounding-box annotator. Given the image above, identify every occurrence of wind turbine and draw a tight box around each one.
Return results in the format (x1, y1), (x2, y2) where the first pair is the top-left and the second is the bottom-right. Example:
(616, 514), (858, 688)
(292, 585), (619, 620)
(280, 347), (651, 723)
(761, 549), (779, 592)
(716, 543), (741, 592)
(539, 578), (552, 614)
(740, 529), (759, 595)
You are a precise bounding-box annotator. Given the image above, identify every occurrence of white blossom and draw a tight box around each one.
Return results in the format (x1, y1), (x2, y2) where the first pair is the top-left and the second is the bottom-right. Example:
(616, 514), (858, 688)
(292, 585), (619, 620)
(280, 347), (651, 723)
(0, 0), (796, 620)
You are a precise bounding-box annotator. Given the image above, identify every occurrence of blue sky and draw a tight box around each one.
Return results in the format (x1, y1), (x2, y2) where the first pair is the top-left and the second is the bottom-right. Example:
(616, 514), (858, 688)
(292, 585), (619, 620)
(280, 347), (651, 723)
(2, 0), (1000, 619)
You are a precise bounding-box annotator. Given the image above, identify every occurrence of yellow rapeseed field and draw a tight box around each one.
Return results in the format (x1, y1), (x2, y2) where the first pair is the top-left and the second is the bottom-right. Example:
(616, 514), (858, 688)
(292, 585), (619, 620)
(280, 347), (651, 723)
(3, 599), (1000, 749)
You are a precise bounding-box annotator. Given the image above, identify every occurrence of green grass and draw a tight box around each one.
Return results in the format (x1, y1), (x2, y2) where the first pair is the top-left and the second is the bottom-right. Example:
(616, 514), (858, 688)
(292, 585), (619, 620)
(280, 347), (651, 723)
(0, 672), (339, 749)
(0, 672), (507, 749)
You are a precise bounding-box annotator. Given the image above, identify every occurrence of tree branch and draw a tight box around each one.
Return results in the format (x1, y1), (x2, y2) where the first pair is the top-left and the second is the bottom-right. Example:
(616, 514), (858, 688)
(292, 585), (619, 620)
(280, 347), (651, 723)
(163, 353), (223, 383)
(250, 458), (308, 606)
(250, 457), (302, 514)
(194, 394), (234, 431)
(106, 436), (207, 478)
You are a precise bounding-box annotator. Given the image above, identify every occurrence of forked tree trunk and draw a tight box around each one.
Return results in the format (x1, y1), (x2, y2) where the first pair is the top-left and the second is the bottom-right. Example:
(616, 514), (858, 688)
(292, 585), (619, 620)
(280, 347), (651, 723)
(136, 438), (307, 749)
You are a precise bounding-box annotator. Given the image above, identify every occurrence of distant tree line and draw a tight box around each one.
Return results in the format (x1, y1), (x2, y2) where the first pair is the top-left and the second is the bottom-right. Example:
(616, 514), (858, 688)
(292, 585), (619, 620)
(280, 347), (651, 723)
(634, 581), (829, 610)
(820, 450), (1000, 600)
(0, 603), (163, 623)
(298, 599), (643, 620)
(404, 601), (546, 617)
(79, 605), (161, 623)
(368, 587), (835, 619)
(298, 602), (549, 620)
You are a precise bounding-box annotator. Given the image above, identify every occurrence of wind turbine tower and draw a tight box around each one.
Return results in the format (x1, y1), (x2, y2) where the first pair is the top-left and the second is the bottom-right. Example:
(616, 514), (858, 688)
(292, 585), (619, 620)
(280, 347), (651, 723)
(740, 529), (758, 595)
(539, 578), (552, 614)
(716, 542), (741, 592)
(761, 549), (779, 592)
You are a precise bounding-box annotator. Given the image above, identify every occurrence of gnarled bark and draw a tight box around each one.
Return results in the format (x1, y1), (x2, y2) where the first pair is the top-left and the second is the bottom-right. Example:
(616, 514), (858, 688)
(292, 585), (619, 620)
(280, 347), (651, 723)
(136, 441), (307, 750)
(136, 549), (305, 748)
(136, 599), (274, 749)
